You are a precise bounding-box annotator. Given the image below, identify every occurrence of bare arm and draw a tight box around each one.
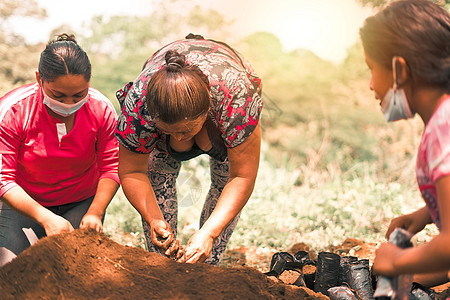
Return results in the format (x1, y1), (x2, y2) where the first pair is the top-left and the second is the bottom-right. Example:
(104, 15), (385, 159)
(80, 177), (120, 231)
(118, 144), (164, 224)
(1, 186), (74, 235)
(118, 144), (178, 253)
(184, 122), (261, 263)
(202, 122), (261, 236)
(385, 206), (432, 239)
(373, 175), (450, 276)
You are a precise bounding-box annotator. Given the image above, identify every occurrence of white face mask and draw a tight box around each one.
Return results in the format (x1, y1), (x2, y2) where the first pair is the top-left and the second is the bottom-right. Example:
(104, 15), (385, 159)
(43, 92), (88, 117)
(380, 57), (414, 122)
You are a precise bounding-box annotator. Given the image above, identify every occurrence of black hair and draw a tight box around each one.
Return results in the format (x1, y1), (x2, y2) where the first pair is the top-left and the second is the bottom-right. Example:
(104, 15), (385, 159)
(360, 0), (450, 91)
(146, 50), (210, 123)
(38, 33), (91, 82)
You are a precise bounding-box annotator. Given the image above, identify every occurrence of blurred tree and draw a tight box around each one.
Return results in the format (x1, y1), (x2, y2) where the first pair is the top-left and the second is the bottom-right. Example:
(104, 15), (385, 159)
(357, 0), (387, 7)
(187, 5), (232, 37)
(0, 0), (46, 95)
(81, 0), (237, 108)
(0, 0), (45, 18)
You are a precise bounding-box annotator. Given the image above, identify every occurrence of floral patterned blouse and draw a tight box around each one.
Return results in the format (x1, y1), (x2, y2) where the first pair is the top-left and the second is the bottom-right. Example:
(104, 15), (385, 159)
(115, 38), (263, 155)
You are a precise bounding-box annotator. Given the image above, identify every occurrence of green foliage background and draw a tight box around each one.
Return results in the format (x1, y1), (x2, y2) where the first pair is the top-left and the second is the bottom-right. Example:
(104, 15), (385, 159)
(1, 0), (442, 261)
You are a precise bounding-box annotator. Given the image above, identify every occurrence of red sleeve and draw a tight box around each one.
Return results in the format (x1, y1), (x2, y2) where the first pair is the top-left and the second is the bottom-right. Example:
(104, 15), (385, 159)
(91, 90), (120, 185)
(0, 101), (24, 197)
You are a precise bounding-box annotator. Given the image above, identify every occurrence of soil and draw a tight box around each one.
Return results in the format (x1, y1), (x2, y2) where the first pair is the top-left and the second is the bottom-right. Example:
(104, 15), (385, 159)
(0, 228), (448, 299)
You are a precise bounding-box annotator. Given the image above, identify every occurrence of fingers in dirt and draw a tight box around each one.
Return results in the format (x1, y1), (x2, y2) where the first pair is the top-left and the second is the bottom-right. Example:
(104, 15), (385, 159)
(153, 232), (174, 250)
(176, 248), (186, 263)
(166, 239), (180, 258)
(185, 251), (203, 264)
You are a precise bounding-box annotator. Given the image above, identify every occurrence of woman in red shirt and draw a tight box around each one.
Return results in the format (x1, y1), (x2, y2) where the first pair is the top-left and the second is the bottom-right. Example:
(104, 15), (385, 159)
(0, 34), (120, 266)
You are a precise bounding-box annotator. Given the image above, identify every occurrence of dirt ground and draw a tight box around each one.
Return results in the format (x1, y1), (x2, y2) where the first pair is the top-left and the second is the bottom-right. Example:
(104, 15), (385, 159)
(0, 228), (448, 299)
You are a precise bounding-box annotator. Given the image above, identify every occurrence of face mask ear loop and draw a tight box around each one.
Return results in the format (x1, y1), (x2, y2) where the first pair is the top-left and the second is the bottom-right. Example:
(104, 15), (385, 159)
(391, 56), (401, 106)
(392, 56), (400, 91)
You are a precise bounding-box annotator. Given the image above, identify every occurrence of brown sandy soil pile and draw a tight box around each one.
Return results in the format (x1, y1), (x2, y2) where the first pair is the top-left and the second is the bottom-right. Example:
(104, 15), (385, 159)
(0, 229), (448, 299)
(0, 229), (325, 299)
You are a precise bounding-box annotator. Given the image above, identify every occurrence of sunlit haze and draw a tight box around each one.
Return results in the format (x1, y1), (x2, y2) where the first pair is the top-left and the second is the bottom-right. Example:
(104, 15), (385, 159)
(10, 0), (373, 63)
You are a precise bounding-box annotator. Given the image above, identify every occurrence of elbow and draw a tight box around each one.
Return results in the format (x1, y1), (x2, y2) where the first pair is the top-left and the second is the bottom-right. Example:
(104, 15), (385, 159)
(228, 174), (257, 198)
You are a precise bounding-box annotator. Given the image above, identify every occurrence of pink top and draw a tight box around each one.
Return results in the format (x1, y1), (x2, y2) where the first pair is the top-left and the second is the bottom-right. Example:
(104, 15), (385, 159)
(416, 96), (450, 230)
(0, 83), (120, 207)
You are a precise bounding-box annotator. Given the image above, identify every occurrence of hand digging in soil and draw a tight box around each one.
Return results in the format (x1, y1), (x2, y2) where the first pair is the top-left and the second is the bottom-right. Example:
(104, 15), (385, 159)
(156, 234), (186, 262)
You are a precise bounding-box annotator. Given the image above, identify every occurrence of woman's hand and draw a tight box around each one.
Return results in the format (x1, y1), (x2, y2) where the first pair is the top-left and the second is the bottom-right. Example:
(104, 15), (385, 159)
(80, 178), (119, 233)
(184, 123), (261, 264)
(372, 242), (403, 277)
(386, 207), (431, 239)
(150, 219), (174, 251)
(80, 213), (103, 232)
(149, 219), (185, 261)
(184, 229), (215, 264)
(119, 145), (184, 259)
(42, 214), (74, 236)
(1, 186), (74, 237)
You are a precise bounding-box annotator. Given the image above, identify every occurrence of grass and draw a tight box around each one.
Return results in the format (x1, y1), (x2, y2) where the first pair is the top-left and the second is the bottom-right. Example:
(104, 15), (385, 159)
(97, 35), (436, 257)
(103, 137), (439, 259)
(4, 32), (432, 264)
(2, 10), (442, 272)
(103, 71), (438, 261)
(99, 55), (438, 266)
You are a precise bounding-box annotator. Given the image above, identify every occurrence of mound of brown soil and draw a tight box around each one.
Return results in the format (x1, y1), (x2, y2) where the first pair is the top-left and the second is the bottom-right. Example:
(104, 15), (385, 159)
(1, 229), (449, 299)
(0, 229), (327, 299)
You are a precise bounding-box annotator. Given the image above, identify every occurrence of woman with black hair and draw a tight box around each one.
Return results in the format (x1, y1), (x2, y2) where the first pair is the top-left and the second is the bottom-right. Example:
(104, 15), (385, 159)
(360, 0), (450, 287)
(116, 35), (263, 265)
(0, 34), (120, 266)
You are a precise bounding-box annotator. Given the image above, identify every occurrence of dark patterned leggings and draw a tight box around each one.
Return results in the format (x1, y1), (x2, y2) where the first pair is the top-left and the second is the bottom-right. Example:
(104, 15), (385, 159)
(143, 147), (240, 265)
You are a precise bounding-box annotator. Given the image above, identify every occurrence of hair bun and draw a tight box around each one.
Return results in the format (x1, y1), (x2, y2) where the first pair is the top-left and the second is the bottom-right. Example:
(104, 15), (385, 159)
(185, 33), (204, 40)
(165, 50), (186, 71)
(50, 33), (77, 45)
